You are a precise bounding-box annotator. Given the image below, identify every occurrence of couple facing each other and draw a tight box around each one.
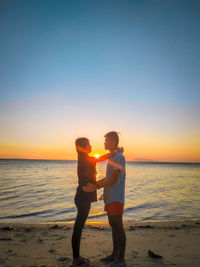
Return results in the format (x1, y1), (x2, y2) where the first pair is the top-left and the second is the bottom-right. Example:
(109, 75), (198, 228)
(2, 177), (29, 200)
(71, 131), (126, 267)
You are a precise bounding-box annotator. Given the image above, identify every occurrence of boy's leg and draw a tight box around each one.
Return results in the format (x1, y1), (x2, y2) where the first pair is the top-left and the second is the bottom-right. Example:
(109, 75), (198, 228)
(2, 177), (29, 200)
(100, 214), (119, 262)
(71, 201), (91, 259)
(109, 215), (126, 261)
(108, 214), (120, 258)
(101, 213), (119, 262)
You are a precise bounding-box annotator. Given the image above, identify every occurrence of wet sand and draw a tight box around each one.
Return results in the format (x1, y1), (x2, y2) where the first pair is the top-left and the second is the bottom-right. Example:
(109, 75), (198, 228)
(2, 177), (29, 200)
(0, 220), (200, 267)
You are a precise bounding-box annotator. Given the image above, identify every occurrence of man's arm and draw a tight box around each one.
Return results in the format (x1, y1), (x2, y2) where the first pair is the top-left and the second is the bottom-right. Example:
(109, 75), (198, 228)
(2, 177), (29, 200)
(94, 147), (124, 163)
(97, 177), (106, 184)
(82, 169), (121, 192)
(98, 169), (120, 187)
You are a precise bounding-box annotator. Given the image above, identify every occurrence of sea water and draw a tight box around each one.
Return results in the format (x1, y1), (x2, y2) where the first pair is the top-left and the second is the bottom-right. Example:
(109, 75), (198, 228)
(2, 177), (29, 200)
(0, 159), (200, 223)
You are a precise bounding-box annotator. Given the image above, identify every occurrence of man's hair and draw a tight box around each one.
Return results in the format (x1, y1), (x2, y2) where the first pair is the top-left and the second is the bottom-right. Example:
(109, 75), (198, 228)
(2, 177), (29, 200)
(75, 137), (89, 153)
(104, 131), (119, 146)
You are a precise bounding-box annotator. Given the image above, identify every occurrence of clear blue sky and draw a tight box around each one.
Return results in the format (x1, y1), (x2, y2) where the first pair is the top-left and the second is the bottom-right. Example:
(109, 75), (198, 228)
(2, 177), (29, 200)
(0, 0), (200, 161)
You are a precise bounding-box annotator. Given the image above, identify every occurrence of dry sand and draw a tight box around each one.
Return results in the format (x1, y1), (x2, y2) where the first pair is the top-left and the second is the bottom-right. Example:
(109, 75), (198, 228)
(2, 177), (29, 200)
(0, 220), (200, 267)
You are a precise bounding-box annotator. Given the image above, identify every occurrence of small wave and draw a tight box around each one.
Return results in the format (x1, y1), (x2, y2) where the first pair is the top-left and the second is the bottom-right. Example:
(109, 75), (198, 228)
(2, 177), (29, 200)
(124, 203), (155, 213)
(55, 208), (75, 215)
(143, 214), (172, 221)
(142, 211), (163, 221)
(0, 209), (54, 220)
(0, 195), (20, 201)
(0, 184), (30, 191)
(62, 211), (107, 222)
(88, 212), (107, 219)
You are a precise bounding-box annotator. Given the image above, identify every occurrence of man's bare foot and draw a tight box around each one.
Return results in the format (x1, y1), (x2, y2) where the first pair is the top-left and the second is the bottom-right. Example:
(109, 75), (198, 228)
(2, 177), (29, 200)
(100, 254), (117, 262)
(110, 259), (127, 267)
(72, 256), (92, 265)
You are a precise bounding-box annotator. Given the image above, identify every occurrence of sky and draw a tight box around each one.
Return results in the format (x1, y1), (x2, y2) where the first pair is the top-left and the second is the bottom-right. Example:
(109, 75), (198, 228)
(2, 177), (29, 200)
(0, 0), (200, 162)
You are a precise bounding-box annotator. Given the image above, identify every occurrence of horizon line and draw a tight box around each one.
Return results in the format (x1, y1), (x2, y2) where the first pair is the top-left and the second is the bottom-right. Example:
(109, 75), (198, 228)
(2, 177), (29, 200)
(0, 158), (199, 164)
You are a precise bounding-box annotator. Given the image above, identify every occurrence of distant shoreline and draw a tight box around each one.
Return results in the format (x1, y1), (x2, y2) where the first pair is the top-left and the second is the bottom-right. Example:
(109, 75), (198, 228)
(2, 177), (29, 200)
(0, 158), (200, 164)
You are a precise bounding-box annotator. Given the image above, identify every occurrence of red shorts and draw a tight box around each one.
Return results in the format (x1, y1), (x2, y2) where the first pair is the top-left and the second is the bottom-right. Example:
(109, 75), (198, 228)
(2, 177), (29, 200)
(104, 202), (124, 216)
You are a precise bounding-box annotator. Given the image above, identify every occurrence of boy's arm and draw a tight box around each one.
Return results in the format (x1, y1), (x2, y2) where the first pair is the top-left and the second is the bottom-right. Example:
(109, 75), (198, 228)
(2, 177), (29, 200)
(82, 169), (120, 192)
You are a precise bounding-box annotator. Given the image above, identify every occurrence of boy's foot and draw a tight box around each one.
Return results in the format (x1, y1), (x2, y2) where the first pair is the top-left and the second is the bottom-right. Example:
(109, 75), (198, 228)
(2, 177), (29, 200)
(110, 259), (127, 267)
(72, 256), (93, 265)
(100, 254), (116, 262)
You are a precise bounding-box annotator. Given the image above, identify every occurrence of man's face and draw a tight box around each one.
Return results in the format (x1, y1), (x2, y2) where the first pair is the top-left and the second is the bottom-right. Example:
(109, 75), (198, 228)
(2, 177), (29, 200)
(104, 137), (110, 150)
(104, 137), (114, 150)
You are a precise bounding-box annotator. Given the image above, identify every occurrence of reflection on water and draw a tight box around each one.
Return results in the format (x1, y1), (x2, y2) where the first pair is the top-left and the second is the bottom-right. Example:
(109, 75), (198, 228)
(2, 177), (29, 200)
(0, 159), (200, 223)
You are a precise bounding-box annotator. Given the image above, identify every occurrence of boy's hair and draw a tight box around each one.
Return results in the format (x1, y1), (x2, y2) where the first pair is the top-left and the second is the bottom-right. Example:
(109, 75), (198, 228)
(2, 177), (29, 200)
(104, 131), (119, 146)
(75, 137), (89, 153)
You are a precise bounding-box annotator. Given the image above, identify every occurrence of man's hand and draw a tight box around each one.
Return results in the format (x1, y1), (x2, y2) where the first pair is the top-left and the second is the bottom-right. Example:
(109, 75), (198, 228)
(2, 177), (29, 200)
(82, 183), (97, 192)
(117, 146), (124, 153)
(98, 194), (104, 201)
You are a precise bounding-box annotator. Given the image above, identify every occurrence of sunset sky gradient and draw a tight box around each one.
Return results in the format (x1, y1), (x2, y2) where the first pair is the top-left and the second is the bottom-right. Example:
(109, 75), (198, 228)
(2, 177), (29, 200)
(1, 0), (200, 162)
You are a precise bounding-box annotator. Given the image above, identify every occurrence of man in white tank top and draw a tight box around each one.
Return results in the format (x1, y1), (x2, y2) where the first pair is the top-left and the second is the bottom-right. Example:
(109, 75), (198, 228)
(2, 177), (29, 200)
(83, 131), (126, 267)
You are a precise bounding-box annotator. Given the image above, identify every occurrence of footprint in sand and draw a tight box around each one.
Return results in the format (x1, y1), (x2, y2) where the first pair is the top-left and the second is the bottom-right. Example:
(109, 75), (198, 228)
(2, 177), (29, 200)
(57, 256), (70, 262)
(48, 248), (56, 254)
(0, 258), (5, 264)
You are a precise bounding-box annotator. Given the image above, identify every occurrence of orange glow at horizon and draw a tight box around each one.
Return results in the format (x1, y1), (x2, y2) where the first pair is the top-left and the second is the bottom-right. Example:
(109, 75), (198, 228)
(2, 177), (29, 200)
(0, 142), (76, 160)
(0, 138), (200, 162)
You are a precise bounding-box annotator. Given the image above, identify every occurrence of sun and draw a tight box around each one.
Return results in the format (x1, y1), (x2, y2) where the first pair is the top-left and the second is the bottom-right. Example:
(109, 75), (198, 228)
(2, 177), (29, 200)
(94, 153), (100, 158)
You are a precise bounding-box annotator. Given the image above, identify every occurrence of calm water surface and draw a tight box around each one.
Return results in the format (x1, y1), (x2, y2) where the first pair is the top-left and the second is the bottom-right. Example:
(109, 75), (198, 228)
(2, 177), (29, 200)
(0, 159), (200, 223)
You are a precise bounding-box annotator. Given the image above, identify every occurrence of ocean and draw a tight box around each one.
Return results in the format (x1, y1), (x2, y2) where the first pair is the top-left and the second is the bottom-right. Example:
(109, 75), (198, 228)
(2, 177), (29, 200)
(0, 159), (200, 223)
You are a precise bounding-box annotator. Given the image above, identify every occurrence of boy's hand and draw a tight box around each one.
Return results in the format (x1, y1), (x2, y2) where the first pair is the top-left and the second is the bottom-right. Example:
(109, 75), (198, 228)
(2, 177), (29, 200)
(82, 183), (97, 192)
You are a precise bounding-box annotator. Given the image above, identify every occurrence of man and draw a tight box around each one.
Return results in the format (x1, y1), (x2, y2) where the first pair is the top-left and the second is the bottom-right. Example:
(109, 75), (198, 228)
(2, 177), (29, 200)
(83, 131), (126, 267)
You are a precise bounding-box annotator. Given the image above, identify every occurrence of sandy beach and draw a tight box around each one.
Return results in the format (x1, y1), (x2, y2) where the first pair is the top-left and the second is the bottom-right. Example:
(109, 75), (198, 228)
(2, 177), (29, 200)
(0, 220), (200, 267)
